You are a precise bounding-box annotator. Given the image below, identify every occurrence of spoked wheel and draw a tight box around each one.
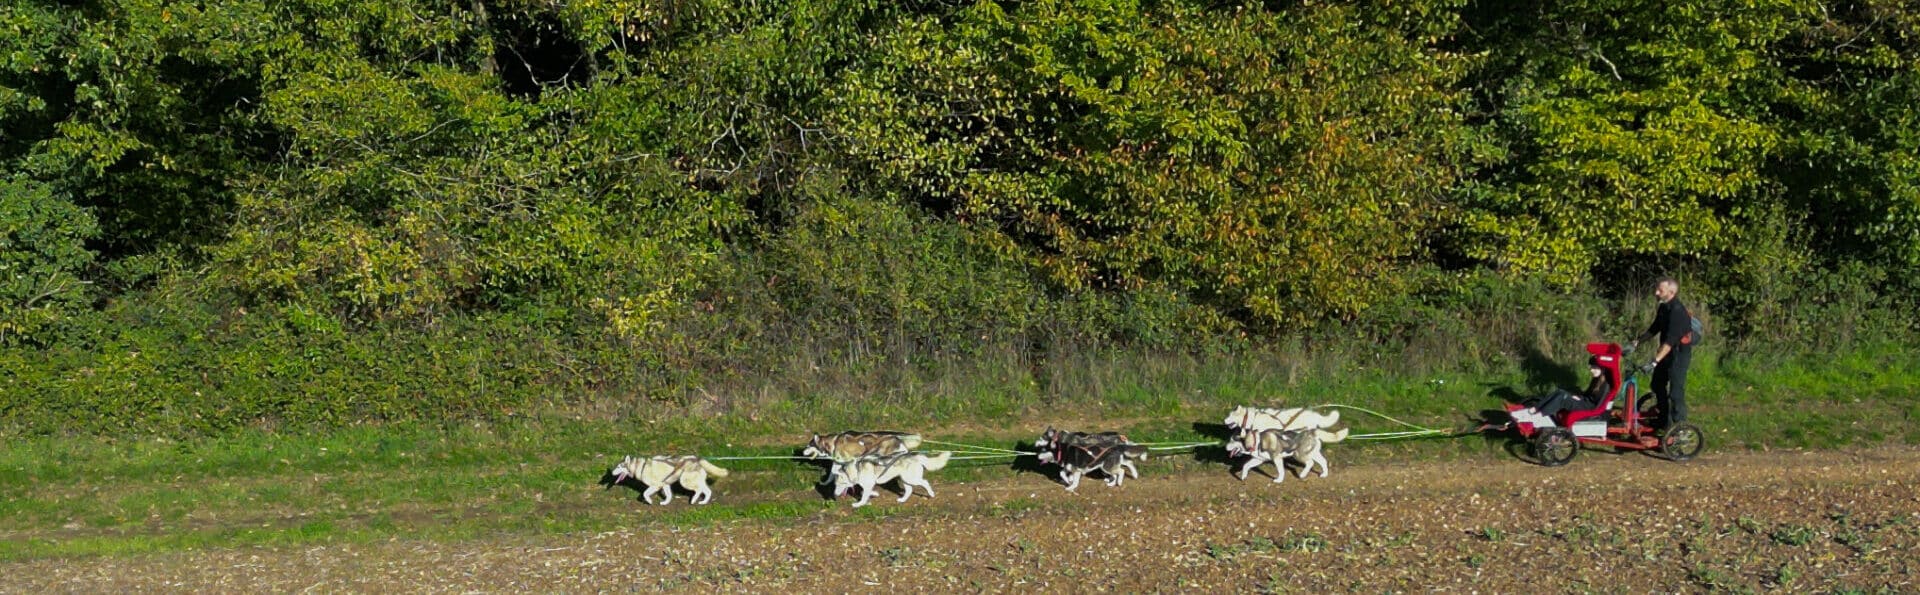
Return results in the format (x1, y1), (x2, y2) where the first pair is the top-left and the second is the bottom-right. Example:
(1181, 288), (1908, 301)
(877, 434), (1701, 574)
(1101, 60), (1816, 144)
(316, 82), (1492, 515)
(1661, 423), (1705, 461)
(1533, 428), (1579, 467)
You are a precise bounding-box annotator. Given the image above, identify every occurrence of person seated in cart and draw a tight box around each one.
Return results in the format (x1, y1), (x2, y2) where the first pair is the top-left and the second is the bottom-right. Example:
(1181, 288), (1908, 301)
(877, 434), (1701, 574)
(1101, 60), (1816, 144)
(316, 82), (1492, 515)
(1524, 356), (1614, 418)
(1482, 355), (1614, 432)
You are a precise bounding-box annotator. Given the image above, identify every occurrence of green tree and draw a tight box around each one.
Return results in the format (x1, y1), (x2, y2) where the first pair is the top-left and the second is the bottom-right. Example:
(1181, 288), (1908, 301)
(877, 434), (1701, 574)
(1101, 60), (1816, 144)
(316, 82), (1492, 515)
(0, 177), (97, 345)
(829, 0), (1481, 325)
(1457, 0), (1812, 284)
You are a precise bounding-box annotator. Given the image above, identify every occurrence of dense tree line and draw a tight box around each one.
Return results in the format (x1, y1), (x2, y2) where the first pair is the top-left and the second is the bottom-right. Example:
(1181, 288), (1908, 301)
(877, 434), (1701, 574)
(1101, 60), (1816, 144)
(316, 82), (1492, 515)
(3, 0), (1917, 432)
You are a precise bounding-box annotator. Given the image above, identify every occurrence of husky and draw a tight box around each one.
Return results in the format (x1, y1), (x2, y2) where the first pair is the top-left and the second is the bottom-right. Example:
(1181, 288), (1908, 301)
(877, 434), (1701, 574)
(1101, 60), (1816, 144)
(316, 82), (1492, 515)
(1034, 427), (1150, 491)
(803, 430), (925, 486)
(1226, 427), (1347, 483)
(608, 455), (730, 505)
(802, 431), (924, 463)
(1033, 426), (1146, 480)
(829, 451), (953, 507)
(1223, 405), (1341, 434)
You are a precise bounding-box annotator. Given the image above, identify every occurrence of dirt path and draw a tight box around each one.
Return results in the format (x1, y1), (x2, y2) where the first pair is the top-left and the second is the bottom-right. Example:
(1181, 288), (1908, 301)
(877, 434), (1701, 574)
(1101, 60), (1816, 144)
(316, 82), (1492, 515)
(7, 447), (1918, 593)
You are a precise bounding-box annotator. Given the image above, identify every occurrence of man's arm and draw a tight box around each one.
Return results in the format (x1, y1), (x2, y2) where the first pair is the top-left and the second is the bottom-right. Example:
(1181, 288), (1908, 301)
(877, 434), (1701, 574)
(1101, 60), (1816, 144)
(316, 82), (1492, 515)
(1649, 303), (1688, 366)
(1634, 305), (1664, 347)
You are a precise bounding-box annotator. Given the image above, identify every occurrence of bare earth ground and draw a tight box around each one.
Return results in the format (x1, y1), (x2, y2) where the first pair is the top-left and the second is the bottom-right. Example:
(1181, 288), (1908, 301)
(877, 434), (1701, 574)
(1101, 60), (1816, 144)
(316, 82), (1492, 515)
(5, 447), (1918, 593)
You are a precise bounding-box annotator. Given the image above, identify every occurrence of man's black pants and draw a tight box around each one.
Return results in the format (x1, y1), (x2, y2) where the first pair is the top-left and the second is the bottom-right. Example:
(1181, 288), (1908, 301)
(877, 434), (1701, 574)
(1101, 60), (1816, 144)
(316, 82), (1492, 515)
(1650, 347), (1692, 427)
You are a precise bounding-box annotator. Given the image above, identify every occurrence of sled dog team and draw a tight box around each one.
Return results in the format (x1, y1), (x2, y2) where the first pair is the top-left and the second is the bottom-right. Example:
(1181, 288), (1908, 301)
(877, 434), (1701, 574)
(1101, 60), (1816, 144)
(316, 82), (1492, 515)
(606, 405), (1347, 506)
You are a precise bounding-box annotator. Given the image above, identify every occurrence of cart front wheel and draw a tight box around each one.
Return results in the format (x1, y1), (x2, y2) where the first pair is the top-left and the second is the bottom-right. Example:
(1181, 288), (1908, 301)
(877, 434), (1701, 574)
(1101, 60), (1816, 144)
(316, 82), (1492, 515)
(1661, 423), (1705, 461)
(1533, 428), (1579, 467)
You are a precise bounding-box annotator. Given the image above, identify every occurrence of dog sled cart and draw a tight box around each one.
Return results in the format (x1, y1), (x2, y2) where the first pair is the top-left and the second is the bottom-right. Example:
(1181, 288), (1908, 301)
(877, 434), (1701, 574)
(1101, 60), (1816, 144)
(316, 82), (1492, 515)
(1487, 342), (1704, 466)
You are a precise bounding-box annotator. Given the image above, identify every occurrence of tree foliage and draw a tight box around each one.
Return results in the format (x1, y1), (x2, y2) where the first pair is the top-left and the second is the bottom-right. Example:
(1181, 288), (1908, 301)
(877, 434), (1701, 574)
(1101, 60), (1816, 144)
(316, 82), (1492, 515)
(4, 0), (1920, 433)
(830, 0), (1482, 324)
(0, 177), (96, 345)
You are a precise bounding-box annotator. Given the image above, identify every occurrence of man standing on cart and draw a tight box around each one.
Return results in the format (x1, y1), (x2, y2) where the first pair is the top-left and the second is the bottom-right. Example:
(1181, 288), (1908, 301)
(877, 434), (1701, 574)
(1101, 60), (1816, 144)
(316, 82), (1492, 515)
(1632, 276), (1695, 430)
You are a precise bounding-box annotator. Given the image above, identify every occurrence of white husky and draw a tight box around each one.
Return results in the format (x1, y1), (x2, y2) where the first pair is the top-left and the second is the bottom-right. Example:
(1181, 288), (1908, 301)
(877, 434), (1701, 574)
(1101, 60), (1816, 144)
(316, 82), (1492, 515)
(1226, 427), (1347, 483)
(609, 455), (730, 505)
(1223, 405), (1341, 433)
(830, 451), (953, 507)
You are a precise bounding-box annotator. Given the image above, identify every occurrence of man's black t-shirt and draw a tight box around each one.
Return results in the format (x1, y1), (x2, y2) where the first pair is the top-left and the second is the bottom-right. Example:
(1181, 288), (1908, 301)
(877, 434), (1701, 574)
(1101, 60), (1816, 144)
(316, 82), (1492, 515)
(1646, 299), (1693, 350)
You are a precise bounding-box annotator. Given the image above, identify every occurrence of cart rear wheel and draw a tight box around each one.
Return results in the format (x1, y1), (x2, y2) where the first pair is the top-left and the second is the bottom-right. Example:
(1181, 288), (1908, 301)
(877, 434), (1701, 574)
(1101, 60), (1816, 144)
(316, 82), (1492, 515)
(1533, 428), (1578, 467)
(1661, 423), (1705, 461)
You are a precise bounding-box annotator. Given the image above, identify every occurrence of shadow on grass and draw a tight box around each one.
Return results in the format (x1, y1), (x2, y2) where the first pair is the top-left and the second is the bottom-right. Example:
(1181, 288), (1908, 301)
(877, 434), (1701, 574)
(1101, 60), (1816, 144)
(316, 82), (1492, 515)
(1188, 422), (1237, 467)
(1007, 441), (1051, 478)
(1519, 345), (1579, 394)
(795, 448), (840, 501)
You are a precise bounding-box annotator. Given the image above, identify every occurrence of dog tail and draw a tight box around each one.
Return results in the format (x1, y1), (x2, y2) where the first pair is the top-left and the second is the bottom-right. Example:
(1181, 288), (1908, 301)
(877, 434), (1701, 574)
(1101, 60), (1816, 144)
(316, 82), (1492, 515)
(1317, 427), (1349, 443)
(698, 458), (730, 477)
(899, 434), (924, 449)
(923, 451), (952, 471)
(1323, 410), (1340, 427)
(1123, 445), (1149, 459)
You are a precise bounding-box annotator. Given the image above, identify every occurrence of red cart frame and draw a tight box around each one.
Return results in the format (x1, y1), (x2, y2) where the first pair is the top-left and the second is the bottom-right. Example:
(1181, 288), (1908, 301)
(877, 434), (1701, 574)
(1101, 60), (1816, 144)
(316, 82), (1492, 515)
(1501, 342), (1703, 466)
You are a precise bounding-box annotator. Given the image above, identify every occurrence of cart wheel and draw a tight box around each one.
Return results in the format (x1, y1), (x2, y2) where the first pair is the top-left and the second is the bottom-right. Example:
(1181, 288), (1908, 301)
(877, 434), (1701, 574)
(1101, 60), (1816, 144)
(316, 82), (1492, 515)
(1661, 423), (1705, 461)
(1533, 428), (1579, 467)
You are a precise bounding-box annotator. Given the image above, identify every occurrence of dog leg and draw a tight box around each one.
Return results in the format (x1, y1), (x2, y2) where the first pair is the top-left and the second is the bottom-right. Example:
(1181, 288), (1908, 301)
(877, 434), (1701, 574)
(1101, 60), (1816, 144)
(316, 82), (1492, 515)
(1271, 458), (1286, 483)
(897, 480), (915, 503)
(1236, 458), (1254, 480)
(1123, 459), (1139, 479)
(642, 485), (661, 505)
(853, 482), (875, 507)
(1315, 452), (1330, 478)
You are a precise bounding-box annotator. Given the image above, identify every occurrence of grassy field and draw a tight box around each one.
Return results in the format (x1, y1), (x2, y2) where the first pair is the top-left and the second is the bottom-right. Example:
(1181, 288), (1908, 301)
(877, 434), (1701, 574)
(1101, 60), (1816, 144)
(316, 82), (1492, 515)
(3, 345), (1916, 561)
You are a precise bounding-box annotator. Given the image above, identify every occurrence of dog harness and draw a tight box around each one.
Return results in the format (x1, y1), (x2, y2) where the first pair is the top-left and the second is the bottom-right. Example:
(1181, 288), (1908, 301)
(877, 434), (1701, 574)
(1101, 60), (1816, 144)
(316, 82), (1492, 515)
(1045, 430), (1129, 465)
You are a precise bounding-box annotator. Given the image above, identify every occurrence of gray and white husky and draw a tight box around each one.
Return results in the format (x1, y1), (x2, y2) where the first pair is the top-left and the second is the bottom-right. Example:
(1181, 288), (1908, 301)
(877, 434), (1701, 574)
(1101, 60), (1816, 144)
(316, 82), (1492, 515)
(802, 431), (923, 463)
(830, 451), (953, 507)
(1224, 405), (1342, 434)
(1033, 427), (1150, 491)
(609, 455), (731, 505)
(1226, 427), (1348, 483)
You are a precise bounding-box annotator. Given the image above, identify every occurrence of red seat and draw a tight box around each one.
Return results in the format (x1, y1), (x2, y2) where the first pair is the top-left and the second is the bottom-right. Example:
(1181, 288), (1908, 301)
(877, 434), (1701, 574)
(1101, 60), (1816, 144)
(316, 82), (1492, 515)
(1561, 343), (1623, 425)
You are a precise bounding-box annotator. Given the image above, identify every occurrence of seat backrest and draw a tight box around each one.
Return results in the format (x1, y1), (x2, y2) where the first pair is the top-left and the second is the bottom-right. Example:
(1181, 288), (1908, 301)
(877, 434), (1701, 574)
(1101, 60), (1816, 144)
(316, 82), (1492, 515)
(1564, 343), (1625, 424)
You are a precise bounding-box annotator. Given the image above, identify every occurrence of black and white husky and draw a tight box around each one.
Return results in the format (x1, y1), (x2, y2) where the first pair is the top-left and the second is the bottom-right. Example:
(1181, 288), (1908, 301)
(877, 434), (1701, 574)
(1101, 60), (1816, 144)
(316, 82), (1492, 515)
(1226, 427), (1347, 483)
(1033, 426), (1150, 491)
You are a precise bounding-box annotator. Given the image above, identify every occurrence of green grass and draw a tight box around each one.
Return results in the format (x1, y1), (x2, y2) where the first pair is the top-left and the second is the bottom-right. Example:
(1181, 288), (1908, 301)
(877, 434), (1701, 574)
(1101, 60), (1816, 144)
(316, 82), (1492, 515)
(1, 344), (1915, 561)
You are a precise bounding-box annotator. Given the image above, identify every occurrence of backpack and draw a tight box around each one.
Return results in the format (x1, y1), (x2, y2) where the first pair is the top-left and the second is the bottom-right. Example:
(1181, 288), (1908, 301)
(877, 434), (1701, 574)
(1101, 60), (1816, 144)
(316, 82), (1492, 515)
(1683, 309), (1705, 347)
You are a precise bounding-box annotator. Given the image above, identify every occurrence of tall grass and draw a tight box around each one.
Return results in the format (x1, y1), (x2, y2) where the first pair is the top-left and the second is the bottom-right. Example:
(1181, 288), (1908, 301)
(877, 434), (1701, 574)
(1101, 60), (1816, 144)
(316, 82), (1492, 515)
(4, 332), (1916, 560)
(5, 206), (1918, 559)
